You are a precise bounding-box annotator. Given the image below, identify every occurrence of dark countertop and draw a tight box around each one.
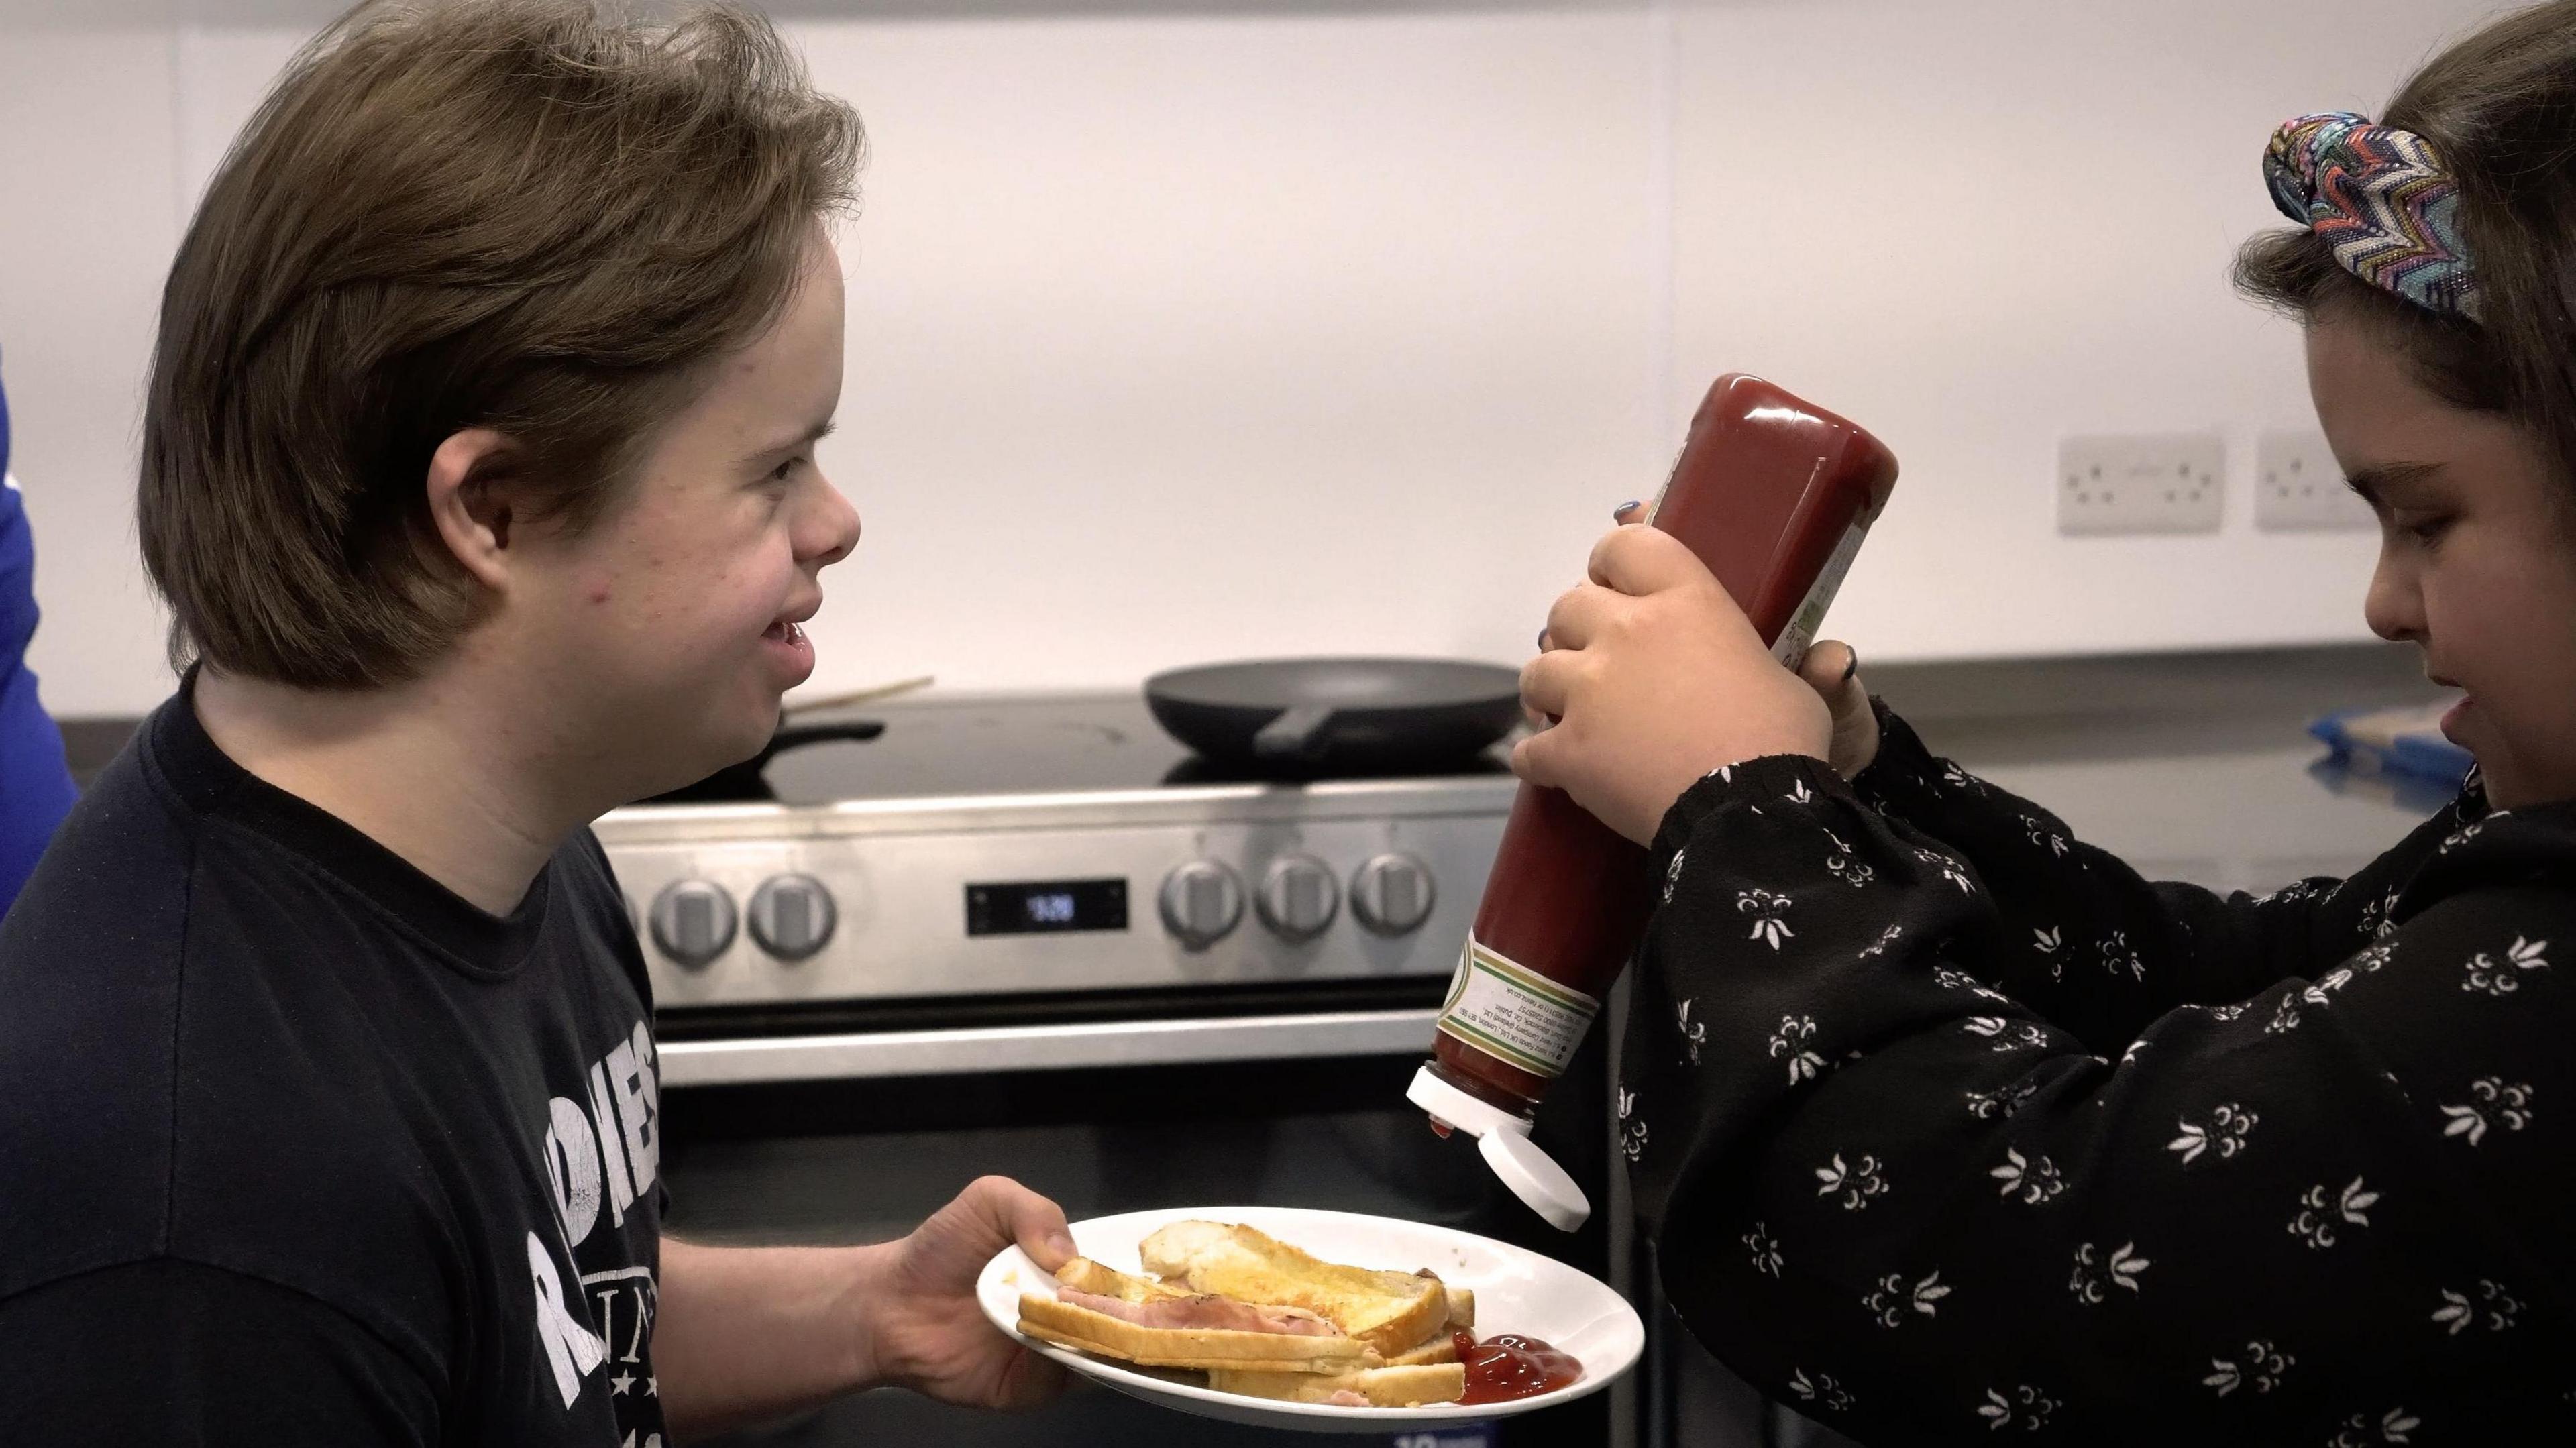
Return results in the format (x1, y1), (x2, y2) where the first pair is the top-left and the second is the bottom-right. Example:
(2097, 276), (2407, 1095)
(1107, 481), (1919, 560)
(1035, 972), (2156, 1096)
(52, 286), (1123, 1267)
(56, 642), (2453, 892)
(1860, 644), (2450, 891)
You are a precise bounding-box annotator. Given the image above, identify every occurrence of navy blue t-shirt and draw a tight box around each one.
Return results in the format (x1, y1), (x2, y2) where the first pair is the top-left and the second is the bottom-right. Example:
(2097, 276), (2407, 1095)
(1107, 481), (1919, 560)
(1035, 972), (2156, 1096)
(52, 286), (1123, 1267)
(0, 678), (670, 1445)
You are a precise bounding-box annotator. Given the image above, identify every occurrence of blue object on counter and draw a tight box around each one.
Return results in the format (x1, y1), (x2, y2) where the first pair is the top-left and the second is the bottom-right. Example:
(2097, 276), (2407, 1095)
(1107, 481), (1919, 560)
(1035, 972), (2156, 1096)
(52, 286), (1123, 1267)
(2308, 702), (2474, 788)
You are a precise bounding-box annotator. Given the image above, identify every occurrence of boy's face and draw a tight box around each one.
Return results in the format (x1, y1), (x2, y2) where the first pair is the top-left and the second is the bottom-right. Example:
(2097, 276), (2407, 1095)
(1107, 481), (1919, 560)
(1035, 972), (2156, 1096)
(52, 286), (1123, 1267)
(513, 229), (861, 800)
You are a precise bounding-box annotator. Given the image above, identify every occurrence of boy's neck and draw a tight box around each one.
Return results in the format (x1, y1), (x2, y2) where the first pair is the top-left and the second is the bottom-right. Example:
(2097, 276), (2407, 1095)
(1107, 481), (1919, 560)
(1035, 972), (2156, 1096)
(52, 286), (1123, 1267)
(191, 663), (592, 917)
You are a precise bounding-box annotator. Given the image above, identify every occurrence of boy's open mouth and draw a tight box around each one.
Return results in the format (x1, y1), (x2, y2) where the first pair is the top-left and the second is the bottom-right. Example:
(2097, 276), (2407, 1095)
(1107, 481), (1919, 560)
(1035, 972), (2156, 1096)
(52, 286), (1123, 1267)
(763, 619), (807, 646)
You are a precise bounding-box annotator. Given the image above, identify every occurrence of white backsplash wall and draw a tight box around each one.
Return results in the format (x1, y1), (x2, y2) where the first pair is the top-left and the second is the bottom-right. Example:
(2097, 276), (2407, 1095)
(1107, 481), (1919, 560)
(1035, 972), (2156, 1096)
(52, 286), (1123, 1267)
(0, 0), (2506, 716)
(1665, 0), (2488, 661)
(0, 20), (182, 712)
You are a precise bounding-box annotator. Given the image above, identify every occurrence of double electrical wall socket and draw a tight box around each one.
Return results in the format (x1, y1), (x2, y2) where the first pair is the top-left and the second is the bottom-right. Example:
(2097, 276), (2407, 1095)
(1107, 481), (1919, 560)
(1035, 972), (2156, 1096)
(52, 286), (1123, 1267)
(2255, 430), (2373, 533)
(2057, 434), (2225, 537)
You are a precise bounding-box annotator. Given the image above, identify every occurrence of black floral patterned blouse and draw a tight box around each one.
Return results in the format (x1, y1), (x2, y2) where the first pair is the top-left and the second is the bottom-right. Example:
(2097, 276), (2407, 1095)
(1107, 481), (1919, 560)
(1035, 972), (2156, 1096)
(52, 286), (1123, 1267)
(1621, 703), (2573, 1445)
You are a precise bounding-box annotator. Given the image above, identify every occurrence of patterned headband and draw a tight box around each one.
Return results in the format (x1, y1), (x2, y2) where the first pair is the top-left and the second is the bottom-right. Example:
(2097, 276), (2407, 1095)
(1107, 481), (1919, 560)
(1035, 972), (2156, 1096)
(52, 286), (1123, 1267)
(2264, 111), (2481, 323)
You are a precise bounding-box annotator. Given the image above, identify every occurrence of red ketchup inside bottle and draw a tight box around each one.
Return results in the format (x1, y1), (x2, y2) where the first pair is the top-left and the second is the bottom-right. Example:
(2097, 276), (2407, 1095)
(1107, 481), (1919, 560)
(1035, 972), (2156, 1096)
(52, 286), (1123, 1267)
(1426, 376), (1899, 1127)
(1453, 1331), (1585, 1404)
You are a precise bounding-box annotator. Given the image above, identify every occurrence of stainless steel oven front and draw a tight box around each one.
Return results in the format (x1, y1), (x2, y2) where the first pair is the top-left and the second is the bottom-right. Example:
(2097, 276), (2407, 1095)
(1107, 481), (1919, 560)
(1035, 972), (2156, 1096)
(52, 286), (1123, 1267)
(596, 768), (1635, 1448)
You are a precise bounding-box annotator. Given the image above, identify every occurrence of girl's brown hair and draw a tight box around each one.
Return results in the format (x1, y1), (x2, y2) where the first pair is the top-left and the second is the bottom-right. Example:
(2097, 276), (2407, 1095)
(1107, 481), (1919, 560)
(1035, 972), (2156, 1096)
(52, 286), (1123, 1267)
(140, 0), (863, 688)
(2237, 1), (2576, 483)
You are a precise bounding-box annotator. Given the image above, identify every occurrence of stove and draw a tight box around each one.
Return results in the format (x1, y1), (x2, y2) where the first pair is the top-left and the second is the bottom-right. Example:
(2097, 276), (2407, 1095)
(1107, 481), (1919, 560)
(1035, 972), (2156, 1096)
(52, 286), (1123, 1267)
(621, 698), (1631, 1448)
(593, 694), (1520, 1086)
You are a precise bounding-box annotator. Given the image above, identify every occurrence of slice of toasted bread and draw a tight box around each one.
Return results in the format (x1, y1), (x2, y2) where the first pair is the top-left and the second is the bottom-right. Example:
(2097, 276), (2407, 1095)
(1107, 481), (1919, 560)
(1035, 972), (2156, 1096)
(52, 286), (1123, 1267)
(1444, 1285), (1475, 1332)
(1016, 1293), (1374, 1374)
(1208, 1363), (1467, 1407)
(1138, 1221), (1449, 1357)
(1384, 1335), (1460, 1367)
(1054, 1256), (1189, 1304)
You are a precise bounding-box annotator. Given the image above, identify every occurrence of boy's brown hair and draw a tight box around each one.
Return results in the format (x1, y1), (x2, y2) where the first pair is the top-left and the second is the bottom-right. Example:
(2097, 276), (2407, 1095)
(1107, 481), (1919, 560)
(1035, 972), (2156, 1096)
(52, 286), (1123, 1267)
(2235, 1), (2576, 493)
(140, 0), (863, 688)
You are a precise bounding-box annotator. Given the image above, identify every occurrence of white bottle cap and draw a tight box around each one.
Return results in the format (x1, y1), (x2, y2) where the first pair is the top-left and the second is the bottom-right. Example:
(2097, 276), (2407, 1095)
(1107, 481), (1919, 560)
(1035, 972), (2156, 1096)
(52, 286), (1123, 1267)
(1407, 1064), (1591, 1232)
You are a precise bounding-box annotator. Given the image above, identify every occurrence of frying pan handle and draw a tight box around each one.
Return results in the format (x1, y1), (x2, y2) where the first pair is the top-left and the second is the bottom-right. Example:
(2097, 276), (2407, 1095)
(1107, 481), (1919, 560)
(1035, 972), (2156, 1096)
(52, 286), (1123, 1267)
(762, 720), (889, 759)
(1251, 704), (1336, 761)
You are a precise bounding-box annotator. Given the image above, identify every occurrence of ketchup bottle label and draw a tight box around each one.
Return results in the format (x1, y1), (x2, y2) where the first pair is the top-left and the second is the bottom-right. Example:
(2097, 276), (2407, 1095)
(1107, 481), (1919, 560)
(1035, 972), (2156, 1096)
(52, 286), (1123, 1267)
(1434, 936), (1603, 1080)
(1767, 516), (1874, 672)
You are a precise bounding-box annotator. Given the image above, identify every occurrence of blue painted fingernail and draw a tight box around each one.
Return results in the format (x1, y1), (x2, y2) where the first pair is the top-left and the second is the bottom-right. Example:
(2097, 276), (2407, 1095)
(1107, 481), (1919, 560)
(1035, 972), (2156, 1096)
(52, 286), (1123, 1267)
(1537, 628), (1549, 650)
(1614, 500), (1641, 518)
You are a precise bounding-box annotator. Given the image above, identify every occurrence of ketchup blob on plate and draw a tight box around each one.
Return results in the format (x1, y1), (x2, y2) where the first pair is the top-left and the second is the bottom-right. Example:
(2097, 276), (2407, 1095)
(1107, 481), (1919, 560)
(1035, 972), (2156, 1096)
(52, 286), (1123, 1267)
(1453, 1330), (1583, 1405)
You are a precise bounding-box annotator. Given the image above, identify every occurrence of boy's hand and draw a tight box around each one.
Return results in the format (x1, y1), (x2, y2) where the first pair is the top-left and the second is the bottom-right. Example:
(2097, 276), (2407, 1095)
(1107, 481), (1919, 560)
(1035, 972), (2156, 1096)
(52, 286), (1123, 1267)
(853, 1176), (1076, 1411)
(1514, 525), (1831, 844)
(1795, 640), (1882, 779)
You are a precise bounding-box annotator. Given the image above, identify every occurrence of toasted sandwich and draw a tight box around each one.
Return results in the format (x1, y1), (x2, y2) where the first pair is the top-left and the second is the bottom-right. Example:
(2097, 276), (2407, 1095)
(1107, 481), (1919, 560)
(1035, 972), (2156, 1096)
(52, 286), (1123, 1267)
(1208, 1363), (1468, 1408)
(1013, 1223), (1487, 1406)
(1136, 1219), (1452, 1357)
(1016, 1256), (1376, 1374)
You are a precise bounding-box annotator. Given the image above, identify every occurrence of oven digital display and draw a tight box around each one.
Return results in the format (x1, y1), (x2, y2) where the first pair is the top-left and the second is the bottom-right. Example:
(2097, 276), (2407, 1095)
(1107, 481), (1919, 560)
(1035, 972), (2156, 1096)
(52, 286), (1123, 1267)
(965, 878), (1129, 936)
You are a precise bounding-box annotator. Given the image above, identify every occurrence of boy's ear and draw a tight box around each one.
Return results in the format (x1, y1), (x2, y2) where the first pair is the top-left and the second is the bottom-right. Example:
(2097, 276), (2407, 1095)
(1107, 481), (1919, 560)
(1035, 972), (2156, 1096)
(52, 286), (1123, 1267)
(424, 428), (523, 592)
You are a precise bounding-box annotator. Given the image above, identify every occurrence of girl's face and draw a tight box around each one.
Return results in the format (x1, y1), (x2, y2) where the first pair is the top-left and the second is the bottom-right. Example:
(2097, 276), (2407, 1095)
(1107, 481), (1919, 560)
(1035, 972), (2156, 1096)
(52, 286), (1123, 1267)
(2308, 312), (2576, 809)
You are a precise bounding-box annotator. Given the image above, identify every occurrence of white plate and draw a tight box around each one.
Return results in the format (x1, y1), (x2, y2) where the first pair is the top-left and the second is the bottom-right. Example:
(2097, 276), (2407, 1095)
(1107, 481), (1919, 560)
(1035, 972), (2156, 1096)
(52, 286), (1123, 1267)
(977, 1205), (1644, 1433)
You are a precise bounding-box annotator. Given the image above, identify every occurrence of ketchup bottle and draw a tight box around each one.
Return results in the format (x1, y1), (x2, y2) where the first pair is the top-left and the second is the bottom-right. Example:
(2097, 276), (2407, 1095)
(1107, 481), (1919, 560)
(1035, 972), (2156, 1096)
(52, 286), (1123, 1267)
(1407, 375), (1899, 1230)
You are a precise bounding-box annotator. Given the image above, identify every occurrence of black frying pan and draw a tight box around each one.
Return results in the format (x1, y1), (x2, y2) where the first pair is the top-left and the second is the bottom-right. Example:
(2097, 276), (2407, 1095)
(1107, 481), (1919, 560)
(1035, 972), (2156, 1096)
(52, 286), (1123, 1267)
(641, 677), (932, 805)
(645, 720), (887, 803)
(1145, 657), (1524, 777)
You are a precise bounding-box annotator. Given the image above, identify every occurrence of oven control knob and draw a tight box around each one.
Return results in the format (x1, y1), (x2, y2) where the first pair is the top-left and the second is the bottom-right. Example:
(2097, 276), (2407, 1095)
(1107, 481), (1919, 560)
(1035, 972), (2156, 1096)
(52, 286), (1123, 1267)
(1256, 855), (1340, 942)
(1159, 861), (1245, 950)
(748, 873), (837, 962)
(1350, 853), (1436, 936)
(649, 880), (737, 968)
